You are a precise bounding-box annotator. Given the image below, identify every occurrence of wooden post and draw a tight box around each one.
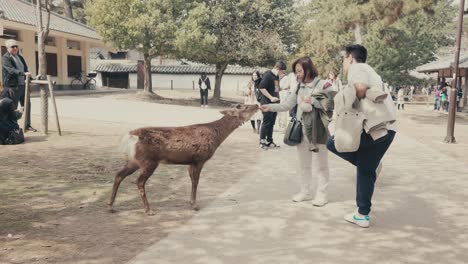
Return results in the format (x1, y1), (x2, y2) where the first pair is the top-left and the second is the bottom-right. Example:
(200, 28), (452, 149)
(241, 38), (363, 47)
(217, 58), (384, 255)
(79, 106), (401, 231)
(47, 75), (61, 136)
(192, 80), (195, 90)
(171, 80), (173, 90)
(464, 69), (468, 109)
(23, 74), (31, 131)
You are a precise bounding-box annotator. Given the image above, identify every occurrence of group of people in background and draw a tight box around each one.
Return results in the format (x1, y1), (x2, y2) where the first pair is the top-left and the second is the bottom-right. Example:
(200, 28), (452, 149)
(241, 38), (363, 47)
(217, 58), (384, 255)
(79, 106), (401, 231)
(433, 81), (463, 112)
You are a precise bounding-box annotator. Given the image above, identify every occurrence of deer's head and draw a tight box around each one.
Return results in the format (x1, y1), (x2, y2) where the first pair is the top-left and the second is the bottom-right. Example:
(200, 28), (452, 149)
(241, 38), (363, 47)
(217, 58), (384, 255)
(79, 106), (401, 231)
(220, 104), (259, 122)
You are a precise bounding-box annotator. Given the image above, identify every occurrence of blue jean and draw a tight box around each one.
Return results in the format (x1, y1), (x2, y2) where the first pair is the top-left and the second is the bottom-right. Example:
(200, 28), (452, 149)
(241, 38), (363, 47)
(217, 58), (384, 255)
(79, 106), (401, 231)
(326, 130), (396, 215)
(434, 97), (441, 110)
(200, 89), (209, 105)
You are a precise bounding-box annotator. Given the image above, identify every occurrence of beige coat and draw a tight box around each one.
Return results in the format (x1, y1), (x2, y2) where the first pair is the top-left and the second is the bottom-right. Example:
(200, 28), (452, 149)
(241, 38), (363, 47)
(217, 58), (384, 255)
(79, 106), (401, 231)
(334, 84), (396, 140)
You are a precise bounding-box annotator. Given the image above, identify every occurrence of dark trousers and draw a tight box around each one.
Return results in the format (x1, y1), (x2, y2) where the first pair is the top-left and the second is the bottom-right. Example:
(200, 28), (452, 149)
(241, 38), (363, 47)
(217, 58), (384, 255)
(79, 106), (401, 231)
(200, 89), (209, 105)
(326, 130), (396, 215)
(260, 111), (277, 142)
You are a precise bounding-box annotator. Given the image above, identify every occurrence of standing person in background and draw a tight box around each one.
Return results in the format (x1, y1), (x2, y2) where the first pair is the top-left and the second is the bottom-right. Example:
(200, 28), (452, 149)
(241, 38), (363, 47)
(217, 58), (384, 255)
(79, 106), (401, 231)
(198, 72), (211, 108)
(397, 87), (405, 110)
(433, 84), (441, 111)
(457, 85), (463, 112)
(245, 71), (263, 133)
(258, 61), (287, 149)
(324, 70), (342, 91)
(441, 84), (448, 112)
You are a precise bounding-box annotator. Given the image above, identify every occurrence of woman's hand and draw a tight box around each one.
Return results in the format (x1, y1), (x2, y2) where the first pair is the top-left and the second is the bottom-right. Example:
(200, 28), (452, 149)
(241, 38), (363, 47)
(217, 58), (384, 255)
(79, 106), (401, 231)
(259, 105), (271, 112)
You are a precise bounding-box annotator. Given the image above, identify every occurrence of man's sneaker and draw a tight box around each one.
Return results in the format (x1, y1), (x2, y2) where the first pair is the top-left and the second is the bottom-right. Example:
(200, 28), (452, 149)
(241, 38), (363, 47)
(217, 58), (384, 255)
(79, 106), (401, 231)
(344, 210), (370, 228)
(25, 126), (37, 132)
(259, 139), (268, 150)
(266, 141), (280, 148)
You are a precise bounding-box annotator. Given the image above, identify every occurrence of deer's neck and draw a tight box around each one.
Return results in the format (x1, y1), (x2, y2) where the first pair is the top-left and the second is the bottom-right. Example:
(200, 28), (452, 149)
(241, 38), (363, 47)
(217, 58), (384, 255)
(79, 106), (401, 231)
(210, 116), (243, 144)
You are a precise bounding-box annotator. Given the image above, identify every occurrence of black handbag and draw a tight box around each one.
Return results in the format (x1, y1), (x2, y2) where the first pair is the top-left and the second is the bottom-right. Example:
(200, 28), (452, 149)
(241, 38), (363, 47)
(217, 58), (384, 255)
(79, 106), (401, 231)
(283, 117), (302, 146)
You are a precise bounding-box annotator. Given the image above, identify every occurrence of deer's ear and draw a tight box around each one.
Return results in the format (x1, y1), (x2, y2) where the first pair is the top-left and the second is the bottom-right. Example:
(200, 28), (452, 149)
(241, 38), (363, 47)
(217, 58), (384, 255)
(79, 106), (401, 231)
(220, 109), (232, 116)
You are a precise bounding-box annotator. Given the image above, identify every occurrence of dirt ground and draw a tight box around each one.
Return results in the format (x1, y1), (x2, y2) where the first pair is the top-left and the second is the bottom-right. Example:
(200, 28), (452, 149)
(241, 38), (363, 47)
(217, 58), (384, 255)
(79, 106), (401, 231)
(0, 97), (260, 264)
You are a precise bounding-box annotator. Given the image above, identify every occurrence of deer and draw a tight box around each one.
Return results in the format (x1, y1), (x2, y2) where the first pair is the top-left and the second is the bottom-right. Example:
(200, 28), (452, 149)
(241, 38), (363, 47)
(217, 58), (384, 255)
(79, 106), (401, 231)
(108, 104), (259, 215)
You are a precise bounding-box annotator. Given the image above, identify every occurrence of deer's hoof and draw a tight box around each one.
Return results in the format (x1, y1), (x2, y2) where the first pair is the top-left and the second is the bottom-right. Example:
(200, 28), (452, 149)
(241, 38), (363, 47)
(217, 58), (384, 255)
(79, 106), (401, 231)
(146, 210), (156, 216)
(191, 204), (200, 211)
(108, 205), (116, 213)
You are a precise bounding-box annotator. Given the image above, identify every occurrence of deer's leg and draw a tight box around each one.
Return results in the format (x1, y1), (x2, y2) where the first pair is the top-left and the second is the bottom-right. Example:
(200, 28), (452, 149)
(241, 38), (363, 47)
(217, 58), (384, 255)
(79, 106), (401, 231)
(136, 163), (158, 216)
(188, 162), (205, 211)
(109, 161), (139, 212)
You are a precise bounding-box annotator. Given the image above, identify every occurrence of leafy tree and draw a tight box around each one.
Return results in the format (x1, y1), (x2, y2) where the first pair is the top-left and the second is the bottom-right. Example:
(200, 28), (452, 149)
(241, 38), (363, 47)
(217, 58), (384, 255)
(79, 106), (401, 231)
(175, 0), (297, 101)
(365, 1), (455, 85)
(87, 0), (185, 94)
(298, 0), (456, 84)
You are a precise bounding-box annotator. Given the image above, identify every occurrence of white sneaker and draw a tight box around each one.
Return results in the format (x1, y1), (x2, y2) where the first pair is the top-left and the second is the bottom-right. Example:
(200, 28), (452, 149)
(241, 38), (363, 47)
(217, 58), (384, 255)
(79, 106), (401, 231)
(292, 190), (313, 202)
(344, 210), (370, 228)
(311, 197), (328, 207)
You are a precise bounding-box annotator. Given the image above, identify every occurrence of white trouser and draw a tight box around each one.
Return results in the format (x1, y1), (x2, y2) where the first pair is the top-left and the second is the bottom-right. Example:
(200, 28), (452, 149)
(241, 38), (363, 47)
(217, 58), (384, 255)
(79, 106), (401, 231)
(296, 135), (329, 198)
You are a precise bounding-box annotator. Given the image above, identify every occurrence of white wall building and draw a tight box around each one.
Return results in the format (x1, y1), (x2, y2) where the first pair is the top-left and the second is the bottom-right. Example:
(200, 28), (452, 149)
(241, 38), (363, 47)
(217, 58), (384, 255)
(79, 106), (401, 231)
(93, 63), (267, 97)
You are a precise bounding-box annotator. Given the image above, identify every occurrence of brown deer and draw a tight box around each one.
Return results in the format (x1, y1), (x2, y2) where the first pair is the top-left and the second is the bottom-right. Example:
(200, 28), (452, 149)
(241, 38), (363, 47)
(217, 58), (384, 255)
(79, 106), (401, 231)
(109, 104), (259, 215)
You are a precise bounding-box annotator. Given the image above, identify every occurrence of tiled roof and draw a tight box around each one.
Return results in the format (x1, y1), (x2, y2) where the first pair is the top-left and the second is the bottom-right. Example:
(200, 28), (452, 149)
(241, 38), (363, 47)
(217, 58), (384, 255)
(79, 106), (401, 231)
(0, 0), (101, 40)
(94, 63), (266, 75)
(416, 53), (468, 73)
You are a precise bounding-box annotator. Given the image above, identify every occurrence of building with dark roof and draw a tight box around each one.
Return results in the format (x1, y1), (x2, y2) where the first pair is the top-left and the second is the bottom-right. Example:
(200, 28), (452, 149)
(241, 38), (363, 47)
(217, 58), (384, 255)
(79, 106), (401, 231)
(93, 62), (266, 95)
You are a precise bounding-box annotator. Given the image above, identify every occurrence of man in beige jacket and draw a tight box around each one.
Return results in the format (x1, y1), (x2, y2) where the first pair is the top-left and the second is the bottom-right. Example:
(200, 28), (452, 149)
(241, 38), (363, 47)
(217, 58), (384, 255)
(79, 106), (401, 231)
(327, 44), (396, 228)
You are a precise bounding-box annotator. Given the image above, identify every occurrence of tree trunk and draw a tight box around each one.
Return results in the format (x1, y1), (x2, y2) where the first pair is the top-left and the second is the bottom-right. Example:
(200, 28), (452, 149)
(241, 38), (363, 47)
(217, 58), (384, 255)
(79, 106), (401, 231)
(36, 0), (51, 79)
(213, 62), (228, 102)
(143, 53), (153, 94)
(354, 22), (363, 44)
(35, 0), (52, 134)
(63, 0), (74, 19)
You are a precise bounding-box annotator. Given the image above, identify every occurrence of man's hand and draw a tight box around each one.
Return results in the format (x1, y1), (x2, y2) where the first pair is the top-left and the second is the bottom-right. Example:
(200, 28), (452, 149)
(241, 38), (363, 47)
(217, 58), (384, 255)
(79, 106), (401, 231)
(270, 97), (279, 103)
(354, 83), (368, 99)
(301, 96), (311, 104)
(259, 105), (271, 112)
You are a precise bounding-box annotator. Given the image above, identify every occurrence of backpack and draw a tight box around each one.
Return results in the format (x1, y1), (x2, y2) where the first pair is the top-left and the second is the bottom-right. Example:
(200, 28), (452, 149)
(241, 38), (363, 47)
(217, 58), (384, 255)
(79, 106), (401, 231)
(200, 77), (208, 90)
(4, 128), (24, 145)
(254, 74), (263, 102)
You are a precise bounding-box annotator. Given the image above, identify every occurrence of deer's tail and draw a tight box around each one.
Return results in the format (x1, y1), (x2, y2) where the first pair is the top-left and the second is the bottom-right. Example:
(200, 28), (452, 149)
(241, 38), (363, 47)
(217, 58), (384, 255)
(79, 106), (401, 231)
(119, 133), (139, 160)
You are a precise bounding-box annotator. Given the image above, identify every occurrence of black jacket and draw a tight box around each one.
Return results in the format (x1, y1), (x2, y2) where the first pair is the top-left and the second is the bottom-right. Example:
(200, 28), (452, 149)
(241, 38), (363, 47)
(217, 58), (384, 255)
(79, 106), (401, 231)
(2, 52), (28, 88)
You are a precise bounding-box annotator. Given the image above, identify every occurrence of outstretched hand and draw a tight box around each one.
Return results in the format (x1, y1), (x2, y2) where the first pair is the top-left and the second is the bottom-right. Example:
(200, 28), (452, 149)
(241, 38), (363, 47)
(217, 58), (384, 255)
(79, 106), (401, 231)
(259, 105), (271, 112)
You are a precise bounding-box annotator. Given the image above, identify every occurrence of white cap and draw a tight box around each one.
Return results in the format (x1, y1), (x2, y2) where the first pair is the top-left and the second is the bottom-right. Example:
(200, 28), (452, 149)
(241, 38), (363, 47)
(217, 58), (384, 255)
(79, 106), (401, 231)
(5, 39), (18, 48)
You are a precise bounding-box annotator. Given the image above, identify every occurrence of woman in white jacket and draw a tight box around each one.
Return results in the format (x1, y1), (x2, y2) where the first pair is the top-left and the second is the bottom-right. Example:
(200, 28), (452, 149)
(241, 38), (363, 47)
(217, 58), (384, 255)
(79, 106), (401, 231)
(244, 71), (263, 133)
(260, 56), (330, 206)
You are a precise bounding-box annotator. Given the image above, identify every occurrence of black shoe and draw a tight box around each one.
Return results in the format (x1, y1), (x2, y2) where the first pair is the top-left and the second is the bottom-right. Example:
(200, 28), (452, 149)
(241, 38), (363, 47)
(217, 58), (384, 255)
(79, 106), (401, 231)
(26, 126), (37, 132)
(266, 141), (280, 148)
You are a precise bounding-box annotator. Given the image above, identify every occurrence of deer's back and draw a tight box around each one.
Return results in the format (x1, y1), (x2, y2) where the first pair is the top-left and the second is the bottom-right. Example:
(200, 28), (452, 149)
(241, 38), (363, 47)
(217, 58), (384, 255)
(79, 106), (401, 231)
(131, 125), (221, 165)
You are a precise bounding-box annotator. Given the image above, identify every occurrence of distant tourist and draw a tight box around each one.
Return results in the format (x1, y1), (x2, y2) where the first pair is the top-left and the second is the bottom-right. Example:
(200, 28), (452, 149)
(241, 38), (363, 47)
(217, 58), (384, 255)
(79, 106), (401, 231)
(198, 72), (211, 108)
